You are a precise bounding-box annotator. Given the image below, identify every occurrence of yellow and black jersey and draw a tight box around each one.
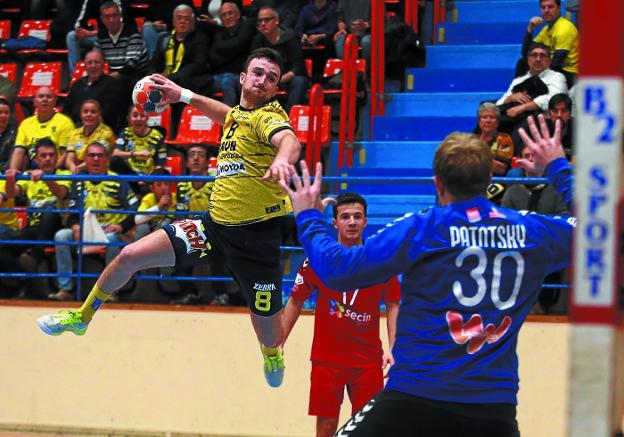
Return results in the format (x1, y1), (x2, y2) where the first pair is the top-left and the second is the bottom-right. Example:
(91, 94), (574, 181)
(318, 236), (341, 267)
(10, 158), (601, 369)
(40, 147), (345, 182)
(18, 169), (71, 226)
(68, 171), (138, 226)
(0, 180), (19, 231)
(67, 123), (116, 161)
(210, 100), (294, 225)
(534, 16), (579, 74)
(15, 112), (75, 160)
(138, 192), (176, 226)
(176, 180), (213, 218)
(115, 127), (166, 175)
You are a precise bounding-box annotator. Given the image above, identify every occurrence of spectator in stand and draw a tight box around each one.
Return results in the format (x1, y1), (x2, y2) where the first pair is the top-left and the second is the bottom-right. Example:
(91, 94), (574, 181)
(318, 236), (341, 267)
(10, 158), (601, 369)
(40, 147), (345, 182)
(151, 4), (209, 106)
(8, 87), (75, 172)
(475, 102), (514, 177)
(24, 0), (84, 49)
(0, 78), (17, 108)
(250, 0), (307, 30)
(511, 93), (574, 167)
(66, 0), (130, 74)
(62, 50), (128, 134)
(334, 0), (371, 65)
(252, 6), (309, 112)
(0, 175), (19, 238)
(142, 0), (194, 59)
(53, 141), (138, 300)
(196, 0), (244, 35)
(112, 105), (167, 190)
(0, 98), (17, 173)
(94, 1), (149, 86)
(206, 2), (256, 106)
(1, 138), (71, 299)
(134, 168), (175, 241)
(519, 0), (578, 88)
(66, 100), (116, 174)
(496, 43), (567, 134)
(296, 0), (338, 80)
(282, 192), (400, 437)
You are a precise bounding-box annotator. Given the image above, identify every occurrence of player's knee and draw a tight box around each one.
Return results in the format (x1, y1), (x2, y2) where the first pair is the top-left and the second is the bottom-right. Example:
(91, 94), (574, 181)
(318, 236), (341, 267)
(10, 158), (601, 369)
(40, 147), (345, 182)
(115, 243), (145, 270)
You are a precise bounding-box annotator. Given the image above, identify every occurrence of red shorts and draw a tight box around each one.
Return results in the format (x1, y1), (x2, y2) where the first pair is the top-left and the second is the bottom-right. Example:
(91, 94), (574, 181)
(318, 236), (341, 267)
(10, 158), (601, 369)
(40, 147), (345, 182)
(308, 361), (383, 418)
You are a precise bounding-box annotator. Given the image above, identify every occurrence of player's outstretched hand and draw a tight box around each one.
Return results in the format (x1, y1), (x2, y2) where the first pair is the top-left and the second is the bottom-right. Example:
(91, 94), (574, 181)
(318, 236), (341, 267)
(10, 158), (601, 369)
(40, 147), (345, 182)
(517, 114), (565, 173)
(263, 156), (296, 183)
(280, 161), (335, 215)
(149, 74), (181, 105)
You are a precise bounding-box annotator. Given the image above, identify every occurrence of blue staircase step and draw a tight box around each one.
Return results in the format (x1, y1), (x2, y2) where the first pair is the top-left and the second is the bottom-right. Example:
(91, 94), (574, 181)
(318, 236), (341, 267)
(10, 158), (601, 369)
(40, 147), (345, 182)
(439, 22), (529, 44)
(339, 168), (435, 195)
(353, 141), (437, 168)
(426, 44), (521, 69)
(405, 69), (513, 93)
(385, 92), (501, 116)
(455, 1), (535, 23)
(373, 116), (475, 141)
(364, 194), (437, 237)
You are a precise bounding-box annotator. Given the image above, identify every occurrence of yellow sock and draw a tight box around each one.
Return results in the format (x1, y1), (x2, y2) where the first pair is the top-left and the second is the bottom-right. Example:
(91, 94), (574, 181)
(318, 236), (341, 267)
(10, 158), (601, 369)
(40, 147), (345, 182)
(78, 284), (110, 322)
(261, 345), (279, 357)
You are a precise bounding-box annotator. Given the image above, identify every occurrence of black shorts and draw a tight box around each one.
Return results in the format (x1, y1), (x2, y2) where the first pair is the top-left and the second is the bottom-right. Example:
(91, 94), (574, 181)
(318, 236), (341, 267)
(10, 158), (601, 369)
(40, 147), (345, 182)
(163, 215), (284, 316)
(335, 389), (520, 437)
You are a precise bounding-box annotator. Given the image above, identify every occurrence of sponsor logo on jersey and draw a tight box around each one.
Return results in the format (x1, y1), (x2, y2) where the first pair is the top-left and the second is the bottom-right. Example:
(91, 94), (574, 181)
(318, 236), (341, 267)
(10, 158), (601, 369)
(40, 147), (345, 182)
(217, 161), (246, 177)
(173, 219), (211, 258)
(328, 299), (372, 324)
(265, 204), (281, 214)
(488, 207), (507, 219)
(466, 208), (481, 223)
(253, 282), (276, 291)
(446, 311), (512, 354)
(220, 140), (237, 151)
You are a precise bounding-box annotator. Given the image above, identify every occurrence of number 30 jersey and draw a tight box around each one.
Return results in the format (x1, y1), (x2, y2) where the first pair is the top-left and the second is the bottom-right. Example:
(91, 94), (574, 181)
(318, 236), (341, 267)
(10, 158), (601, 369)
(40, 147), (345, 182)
(210, 100), (294, 225)
(296, 161), (574, 405)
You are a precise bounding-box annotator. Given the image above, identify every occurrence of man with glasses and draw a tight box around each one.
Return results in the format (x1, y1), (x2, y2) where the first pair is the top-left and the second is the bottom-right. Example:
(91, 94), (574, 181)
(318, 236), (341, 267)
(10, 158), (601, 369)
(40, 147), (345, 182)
(251, 6), (309, 112)
(52, 141), (138, 300)
(496, 42), (567, 134)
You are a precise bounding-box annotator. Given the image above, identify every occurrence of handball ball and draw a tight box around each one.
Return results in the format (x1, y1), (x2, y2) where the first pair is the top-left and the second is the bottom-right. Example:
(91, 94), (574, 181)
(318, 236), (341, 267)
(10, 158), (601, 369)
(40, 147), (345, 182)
(132, 76), (168, 114)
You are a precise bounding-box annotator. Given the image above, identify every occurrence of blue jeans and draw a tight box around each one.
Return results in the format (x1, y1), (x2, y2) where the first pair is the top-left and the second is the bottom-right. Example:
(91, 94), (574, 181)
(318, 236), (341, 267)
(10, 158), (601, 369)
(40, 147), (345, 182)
(211, 73), (240, 107)
(66, 31), (96, 74)
(54, 227), (123, 290)
(142, 22), (168, 59)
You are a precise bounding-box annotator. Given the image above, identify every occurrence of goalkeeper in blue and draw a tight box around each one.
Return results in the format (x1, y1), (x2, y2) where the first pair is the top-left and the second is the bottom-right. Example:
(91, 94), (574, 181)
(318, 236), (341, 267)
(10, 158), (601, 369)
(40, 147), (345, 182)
(280, 115), (574, 436)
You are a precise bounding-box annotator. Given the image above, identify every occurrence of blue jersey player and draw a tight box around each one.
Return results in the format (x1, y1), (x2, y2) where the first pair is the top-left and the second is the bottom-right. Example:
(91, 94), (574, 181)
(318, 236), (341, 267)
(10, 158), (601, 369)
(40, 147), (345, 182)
(280, 115), (573, 436)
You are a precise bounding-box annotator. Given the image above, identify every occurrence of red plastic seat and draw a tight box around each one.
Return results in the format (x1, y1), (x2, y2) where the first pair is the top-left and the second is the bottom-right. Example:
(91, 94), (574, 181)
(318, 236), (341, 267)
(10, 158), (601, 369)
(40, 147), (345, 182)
(166, 105), (221, 146)
(134, 17), (145, 32)
(289, 105), (332, 146)
(0, 63), (18, 84)
(146, 106), (172, 140)
(0, 19), (11, 40)
(305, 58), (313, 77)
(164, 155), (182, 194)
(322, 58), (366, 78)
(16, 20), (51, 57)
(17, 62), (63, 98)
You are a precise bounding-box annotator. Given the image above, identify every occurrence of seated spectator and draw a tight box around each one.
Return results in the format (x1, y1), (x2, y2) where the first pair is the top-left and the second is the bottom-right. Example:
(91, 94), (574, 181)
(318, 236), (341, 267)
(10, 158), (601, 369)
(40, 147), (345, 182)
(252, 6), (309, 112)
(112, 105), (167, 192)
(9, 87), (75, 172)
(519, 0), (578, 88)
(0, 77), (17, 108)
(474, 102), (514, 176)
(205, 1), (255, 106)
(24, 0), (84, 49)
(62, 50), (128, 133)
(142, 0), (194, 59)
(295, 0), (338, 80)
(0, 174), (19, 238)
(134, 168), (175, 241)
(334, 0), (371, 66)
(496, 43), (567, 134)
(94, 1), (149, 86)
(196, 0), (243, 35)
(1, 138), (71, 298)
(0, 98), (17, 172)
(66, 100), (116, 173)
(250, 0), (305, 30)
(53, 141), (138, 300)
(511, 93), (574, 163)
(66, 0), (131, 73)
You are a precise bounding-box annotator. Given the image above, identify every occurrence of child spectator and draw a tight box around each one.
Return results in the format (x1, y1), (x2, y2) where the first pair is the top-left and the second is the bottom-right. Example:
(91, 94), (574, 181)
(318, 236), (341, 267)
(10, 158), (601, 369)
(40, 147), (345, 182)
(134, 168), (176, 241)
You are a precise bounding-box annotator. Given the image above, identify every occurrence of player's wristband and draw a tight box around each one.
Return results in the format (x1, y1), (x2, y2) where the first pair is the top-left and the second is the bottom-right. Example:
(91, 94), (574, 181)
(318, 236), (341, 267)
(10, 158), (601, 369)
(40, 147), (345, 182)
(179, 88), (193, 104)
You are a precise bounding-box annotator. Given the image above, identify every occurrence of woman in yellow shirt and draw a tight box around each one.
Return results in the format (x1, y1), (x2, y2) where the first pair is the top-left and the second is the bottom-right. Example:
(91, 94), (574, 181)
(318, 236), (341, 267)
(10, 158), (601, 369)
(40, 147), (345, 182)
(65, 100), (116, 173)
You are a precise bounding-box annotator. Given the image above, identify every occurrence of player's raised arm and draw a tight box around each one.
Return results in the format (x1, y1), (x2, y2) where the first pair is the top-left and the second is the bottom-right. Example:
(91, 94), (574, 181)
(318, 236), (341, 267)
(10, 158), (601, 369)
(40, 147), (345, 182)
(262, 129), (301, 182)
(150, 74), (231, 126)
